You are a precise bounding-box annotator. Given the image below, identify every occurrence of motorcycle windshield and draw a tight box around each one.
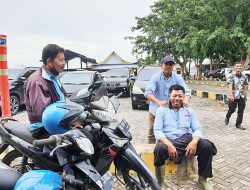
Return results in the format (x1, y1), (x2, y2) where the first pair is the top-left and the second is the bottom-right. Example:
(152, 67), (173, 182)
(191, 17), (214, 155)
(89, 95), (120, 122)
(89, 96), (120, 112)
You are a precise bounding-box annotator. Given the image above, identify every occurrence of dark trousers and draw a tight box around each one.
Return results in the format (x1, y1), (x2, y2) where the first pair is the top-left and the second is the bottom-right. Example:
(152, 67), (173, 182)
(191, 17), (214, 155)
(154, 134), (217, 178)
(226, 97), (246, 126)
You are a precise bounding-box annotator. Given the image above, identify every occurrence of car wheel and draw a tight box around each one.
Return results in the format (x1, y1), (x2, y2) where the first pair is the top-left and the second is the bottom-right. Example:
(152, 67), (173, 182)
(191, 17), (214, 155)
(132, 104), (138, 110)
(10, 95), (20, 115)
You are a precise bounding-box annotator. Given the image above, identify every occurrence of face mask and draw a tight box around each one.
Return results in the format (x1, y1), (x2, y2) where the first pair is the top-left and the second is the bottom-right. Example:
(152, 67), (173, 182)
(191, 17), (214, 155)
(50, 66), (59, 76)
(236, 73), (241, 77)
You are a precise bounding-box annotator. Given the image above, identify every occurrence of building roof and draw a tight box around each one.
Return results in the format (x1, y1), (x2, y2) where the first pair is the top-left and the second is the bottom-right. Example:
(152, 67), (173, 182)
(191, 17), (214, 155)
(99, 51), (131, 64)
(64, 49), (97, 64)
(92, 63), (138, 70)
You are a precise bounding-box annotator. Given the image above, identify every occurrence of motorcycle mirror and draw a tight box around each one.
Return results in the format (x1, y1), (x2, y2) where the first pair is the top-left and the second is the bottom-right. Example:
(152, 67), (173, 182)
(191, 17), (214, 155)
(93, 81), (102, 89)
(88, 84), (93, 91)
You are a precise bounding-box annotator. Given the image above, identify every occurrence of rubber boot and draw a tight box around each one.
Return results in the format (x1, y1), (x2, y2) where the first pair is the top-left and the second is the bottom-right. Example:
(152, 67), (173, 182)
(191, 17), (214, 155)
(155, 165), (165, 188)
(198, 176), (213, 190)
(186, 156), (198, 180)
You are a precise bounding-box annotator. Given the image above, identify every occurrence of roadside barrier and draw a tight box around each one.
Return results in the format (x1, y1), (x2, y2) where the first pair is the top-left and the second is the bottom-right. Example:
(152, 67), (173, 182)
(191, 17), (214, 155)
(0, 34), (11, 117)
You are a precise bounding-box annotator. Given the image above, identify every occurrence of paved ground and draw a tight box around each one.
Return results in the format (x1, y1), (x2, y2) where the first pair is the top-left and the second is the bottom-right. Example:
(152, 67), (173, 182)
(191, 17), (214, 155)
(4, 83), (250, 190)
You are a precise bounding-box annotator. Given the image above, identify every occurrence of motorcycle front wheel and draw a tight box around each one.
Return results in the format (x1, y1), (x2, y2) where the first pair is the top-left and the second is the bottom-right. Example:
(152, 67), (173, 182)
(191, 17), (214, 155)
(121, 168), (159, 190)
(2, 149), (39, 173)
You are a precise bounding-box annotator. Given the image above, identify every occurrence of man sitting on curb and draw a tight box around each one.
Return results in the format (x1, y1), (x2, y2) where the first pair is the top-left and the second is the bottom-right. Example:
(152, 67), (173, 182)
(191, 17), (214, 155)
(153, 84), (217, 190)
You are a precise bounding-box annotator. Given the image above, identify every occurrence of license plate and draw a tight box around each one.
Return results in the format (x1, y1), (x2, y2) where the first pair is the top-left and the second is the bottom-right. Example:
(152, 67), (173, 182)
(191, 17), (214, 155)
(108, 87), (117, 90)
(96, 171), (115, 190)
(117, 119), (130, 137)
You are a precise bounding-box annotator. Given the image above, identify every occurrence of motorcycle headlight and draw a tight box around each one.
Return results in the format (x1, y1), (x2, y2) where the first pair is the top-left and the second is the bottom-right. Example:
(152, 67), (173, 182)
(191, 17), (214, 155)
(109, 136), (128, 147)
(75, 137), (94, 155)
(76, 88), (89, 97)
(92, 110), (115, 122)
(132, 85), (143, 94)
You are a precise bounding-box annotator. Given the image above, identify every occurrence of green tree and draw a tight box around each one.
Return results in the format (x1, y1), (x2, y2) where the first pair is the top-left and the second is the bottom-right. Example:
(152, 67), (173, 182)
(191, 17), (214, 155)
(128, 0), (250, 76)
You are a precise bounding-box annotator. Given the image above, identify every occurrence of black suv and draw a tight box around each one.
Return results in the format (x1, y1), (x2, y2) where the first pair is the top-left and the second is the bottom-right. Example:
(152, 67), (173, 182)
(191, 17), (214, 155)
(131, 66), (161, 109)
(104, 68), (135, 97)
(0, 67), (39, 115)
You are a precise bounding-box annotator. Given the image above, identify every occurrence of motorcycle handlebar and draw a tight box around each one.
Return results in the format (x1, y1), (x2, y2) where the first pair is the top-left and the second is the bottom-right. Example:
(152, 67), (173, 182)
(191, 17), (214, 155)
(33, 135), (57, 147)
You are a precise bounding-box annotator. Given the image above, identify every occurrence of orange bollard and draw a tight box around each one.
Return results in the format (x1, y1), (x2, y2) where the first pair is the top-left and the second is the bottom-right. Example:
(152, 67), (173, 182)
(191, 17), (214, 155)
(0, 34), (11, 117)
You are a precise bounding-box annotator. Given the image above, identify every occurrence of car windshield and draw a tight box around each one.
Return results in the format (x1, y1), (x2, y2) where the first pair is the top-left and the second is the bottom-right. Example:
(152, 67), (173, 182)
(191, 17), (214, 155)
(60, 72), (93, 85)
(8, 68), (23, 80)
(105, 69), (129, 78)
(137, 68), (160, 81)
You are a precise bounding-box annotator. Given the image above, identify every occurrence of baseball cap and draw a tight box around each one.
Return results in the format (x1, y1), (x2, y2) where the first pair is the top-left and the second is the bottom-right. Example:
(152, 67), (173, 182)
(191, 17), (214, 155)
(161, 55), (175, 64)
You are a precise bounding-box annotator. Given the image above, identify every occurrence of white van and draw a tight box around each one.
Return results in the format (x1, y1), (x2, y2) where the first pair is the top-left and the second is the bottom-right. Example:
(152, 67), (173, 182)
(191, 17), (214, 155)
(242, 65), (250, 79)
(224, 67), (233, 80)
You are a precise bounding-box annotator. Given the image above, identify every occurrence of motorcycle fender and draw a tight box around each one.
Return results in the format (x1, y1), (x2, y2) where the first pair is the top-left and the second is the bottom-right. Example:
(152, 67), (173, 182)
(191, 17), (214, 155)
(114, 145), (157, 183)
(75, 160), (115, 190)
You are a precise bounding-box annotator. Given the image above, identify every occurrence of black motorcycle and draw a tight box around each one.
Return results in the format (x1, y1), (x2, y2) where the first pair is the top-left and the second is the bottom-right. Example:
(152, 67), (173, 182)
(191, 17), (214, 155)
(0, 95), (160, 189)
(0, 162), (22, 190)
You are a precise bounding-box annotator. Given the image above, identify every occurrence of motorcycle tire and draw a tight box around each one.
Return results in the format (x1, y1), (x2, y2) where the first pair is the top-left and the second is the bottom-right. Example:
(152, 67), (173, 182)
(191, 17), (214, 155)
(0, 144), (8, 154)
(121, 168), (160, 190)
(0, 134), (8, 154)
(2, 149), (39, 173)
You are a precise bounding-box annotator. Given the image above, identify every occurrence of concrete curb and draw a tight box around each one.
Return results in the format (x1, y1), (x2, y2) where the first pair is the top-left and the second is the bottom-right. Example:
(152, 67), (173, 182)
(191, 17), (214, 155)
(109, 144), (196, 177)
(185, 80), (229, 104)
(191, 89), (228, 104)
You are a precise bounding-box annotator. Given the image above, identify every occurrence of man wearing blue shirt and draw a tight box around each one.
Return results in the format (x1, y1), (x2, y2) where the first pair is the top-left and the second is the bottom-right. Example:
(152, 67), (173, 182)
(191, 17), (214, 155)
(154, 84), (216, 190)
(144, 55), (190, 143)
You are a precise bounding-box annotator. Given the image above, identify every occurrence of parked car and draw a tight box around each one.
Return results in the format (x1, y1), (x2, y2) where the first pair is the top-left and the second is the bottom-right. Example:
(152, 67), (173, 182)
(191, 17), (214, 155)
(224, 67), (233, 80)
(204, 69), (226, 80)
(242, 65), (250, 80)
(59, 70), (107, 102)
(0, 67), (39, 115)
(130, 66), (161, 109)
(104, 68), (135, 97)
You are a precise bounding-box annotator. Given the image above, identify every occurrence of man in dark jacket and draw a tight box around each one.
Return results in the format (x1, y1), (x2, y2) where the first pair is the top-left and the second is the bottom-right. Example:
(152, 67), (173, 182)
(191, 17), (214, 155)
(24, 44), (66, 139)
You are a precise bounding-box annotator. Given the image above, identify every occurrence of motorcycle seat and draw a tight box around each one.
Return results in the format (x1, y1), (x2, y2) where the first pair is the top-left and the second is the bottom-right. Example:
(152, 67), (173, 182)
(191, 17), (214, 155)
(3, 121), (35, 144)
(0, 162), (22, 190)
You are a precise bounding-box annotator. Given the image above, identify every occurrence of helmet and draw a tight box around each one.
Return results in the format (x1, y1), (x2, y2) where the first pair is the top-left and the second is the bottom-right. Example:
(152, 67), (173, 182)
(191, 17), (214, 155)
(14, 170), (62, 190)
(42, 101), (84, 134)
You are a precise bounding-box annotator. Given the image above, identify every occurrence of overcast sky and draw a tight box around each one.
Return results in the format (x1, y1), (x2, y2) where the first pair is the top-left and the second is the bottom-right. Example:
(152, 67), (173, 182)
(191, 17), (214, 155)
(1, 0), (155, 68)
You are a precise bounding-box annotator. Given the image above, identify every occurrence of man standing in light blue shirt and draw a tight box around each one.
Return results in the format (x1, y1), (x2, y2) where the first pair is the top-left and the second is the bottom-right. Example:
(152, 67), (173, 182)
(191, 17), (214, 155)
(154, 85), (216, 190)
(144, 55), (190, 143)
